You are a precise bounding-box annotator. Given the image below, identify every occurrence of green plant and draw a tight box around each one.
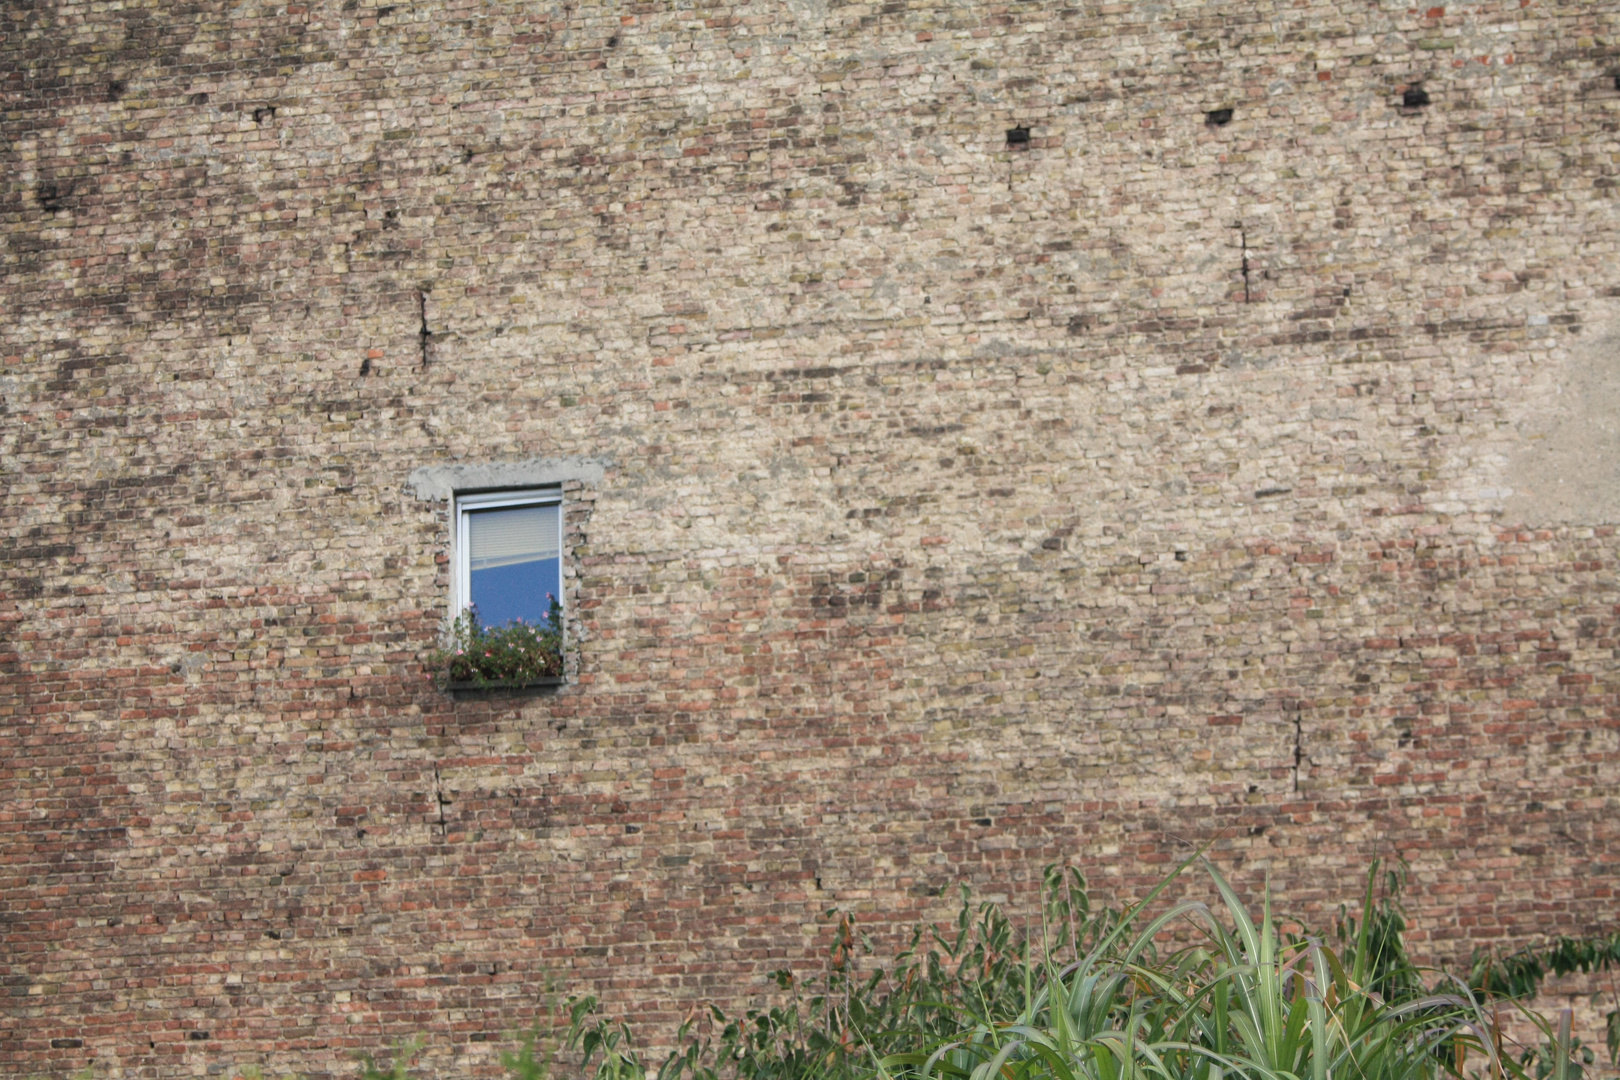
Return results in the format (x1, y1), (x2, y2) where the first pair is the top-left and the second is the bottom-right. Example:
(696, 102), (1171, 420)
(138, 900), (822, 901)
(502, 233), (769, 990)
(1470, 950), (1550, 1000)
(1469, 926), (1620, 1073)
(357, 1037), (423, 1080)
(427, 599), (563, 688)
(873, 857), (1518, 1080)
(556, 879), (1076, 1080)
(1334, 859), (1424, 1004)
(566, 995), (654, 1080)
(503, 1024), (558, 1080)
(366, 859), (1619, 1080)
(1469, 930), (1620, 998)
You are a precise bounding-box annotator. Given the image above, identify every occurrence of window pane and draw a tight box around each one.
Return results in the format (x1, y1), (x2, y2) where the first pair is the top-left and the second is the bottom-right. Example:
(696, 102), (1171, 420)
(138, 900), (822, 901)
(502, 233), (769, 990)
(466, 504), (561, 629)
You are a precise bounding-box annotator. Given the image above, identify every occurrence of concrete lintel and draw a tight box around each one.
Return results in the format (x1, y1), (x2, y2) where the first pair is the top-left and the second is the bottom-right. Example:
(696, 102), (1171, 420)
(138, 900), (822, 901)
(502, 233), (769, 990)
(406, 457), (608, 501)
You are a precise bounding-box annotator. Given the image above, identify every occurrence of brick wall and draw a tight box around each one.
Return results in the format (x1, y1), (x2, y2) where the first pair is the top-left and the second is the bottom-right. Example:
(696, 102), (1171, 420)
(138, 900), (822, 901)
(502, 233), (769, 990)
(4, 1), (1620, 1075)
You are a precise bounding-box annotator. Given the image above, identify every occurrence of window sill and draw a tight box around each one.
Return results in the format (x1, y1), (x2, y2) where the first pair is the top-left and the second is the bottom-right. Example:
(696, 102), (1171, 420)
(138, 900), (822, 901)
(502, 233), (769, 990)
(443, 677), (565, 700)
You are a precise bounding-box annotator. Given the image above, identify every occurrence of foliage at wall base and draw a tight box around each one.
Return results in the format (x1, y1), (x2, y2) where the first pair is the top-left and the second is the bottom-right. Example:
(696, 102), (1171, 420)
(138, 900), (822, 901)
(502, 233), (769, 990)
(352, 857), (1620, 1080)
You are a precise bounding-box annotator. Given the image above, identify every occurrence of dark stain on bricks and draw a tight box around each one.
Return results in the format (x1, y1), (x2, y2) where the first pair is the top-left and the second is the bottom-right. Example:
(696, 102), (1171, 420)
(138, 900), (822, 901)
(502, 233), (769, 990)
(35, 182), (70, 212)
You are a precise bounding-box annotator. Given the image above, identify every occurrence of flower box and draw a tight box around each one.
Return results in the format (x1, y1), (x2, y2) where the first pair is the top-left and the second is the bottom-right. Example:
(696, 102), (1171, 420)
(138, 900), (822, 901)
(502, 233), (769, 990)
(443, 676), (566, 701)
(429, 600), (565, 698)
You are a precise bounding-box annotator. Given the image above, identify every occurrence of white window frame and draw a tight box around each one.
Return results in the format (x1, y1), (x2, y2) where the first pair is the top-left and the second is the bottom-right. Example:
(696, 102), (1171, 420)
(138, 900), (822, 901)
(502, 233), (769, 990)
(453, 487), (564, 632)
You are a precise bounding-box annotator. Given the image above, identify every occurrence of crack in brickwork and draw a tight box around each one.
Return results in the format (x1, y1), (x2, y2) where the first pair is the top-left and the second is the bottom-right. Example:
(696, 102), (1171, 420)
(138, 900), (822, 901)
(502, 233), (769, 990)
(1292, 717), (1305, 795)
(432, 764), (450, 834)
(418, 291), (434, 371)
(1233, 223), (1253, 305)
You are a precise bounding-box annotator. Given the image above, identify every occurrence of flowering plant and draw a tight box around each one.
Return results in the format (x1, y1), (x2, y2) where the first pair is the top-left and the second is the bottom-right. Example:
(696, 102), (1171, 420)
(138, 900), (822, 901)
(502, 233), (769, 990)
(429, 597), (564, 688)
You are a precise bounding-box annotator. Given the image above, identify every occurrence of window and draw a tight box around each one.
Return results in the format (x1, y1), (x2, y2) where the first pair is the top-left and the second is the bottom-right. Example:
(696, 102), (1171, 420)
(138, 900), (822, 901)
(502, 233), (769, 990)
(455, 488), (563, 631)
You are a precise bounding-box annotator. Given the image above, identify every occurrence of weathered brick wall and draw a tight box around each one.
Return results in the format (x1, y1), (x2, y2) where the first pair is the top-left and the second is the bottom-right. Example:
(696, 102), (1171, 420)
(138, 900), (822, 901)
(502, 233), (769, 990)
(4, 0), (1620, 1075)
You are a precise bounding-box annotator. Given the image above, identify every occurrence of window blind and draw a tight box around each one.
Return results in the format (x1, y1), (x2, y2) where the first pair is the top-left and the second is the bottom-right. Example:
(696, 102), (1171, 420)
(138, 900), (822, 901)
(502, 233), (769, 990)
(467, 503), (560, 571)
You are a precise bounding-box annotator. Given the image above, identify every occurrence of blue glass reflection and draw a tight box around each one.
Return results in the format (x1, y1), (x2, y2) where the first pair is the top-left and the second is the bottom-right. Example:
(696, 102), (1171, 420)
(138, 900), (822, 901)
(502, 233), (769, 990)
(469, 557), (560, 629)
